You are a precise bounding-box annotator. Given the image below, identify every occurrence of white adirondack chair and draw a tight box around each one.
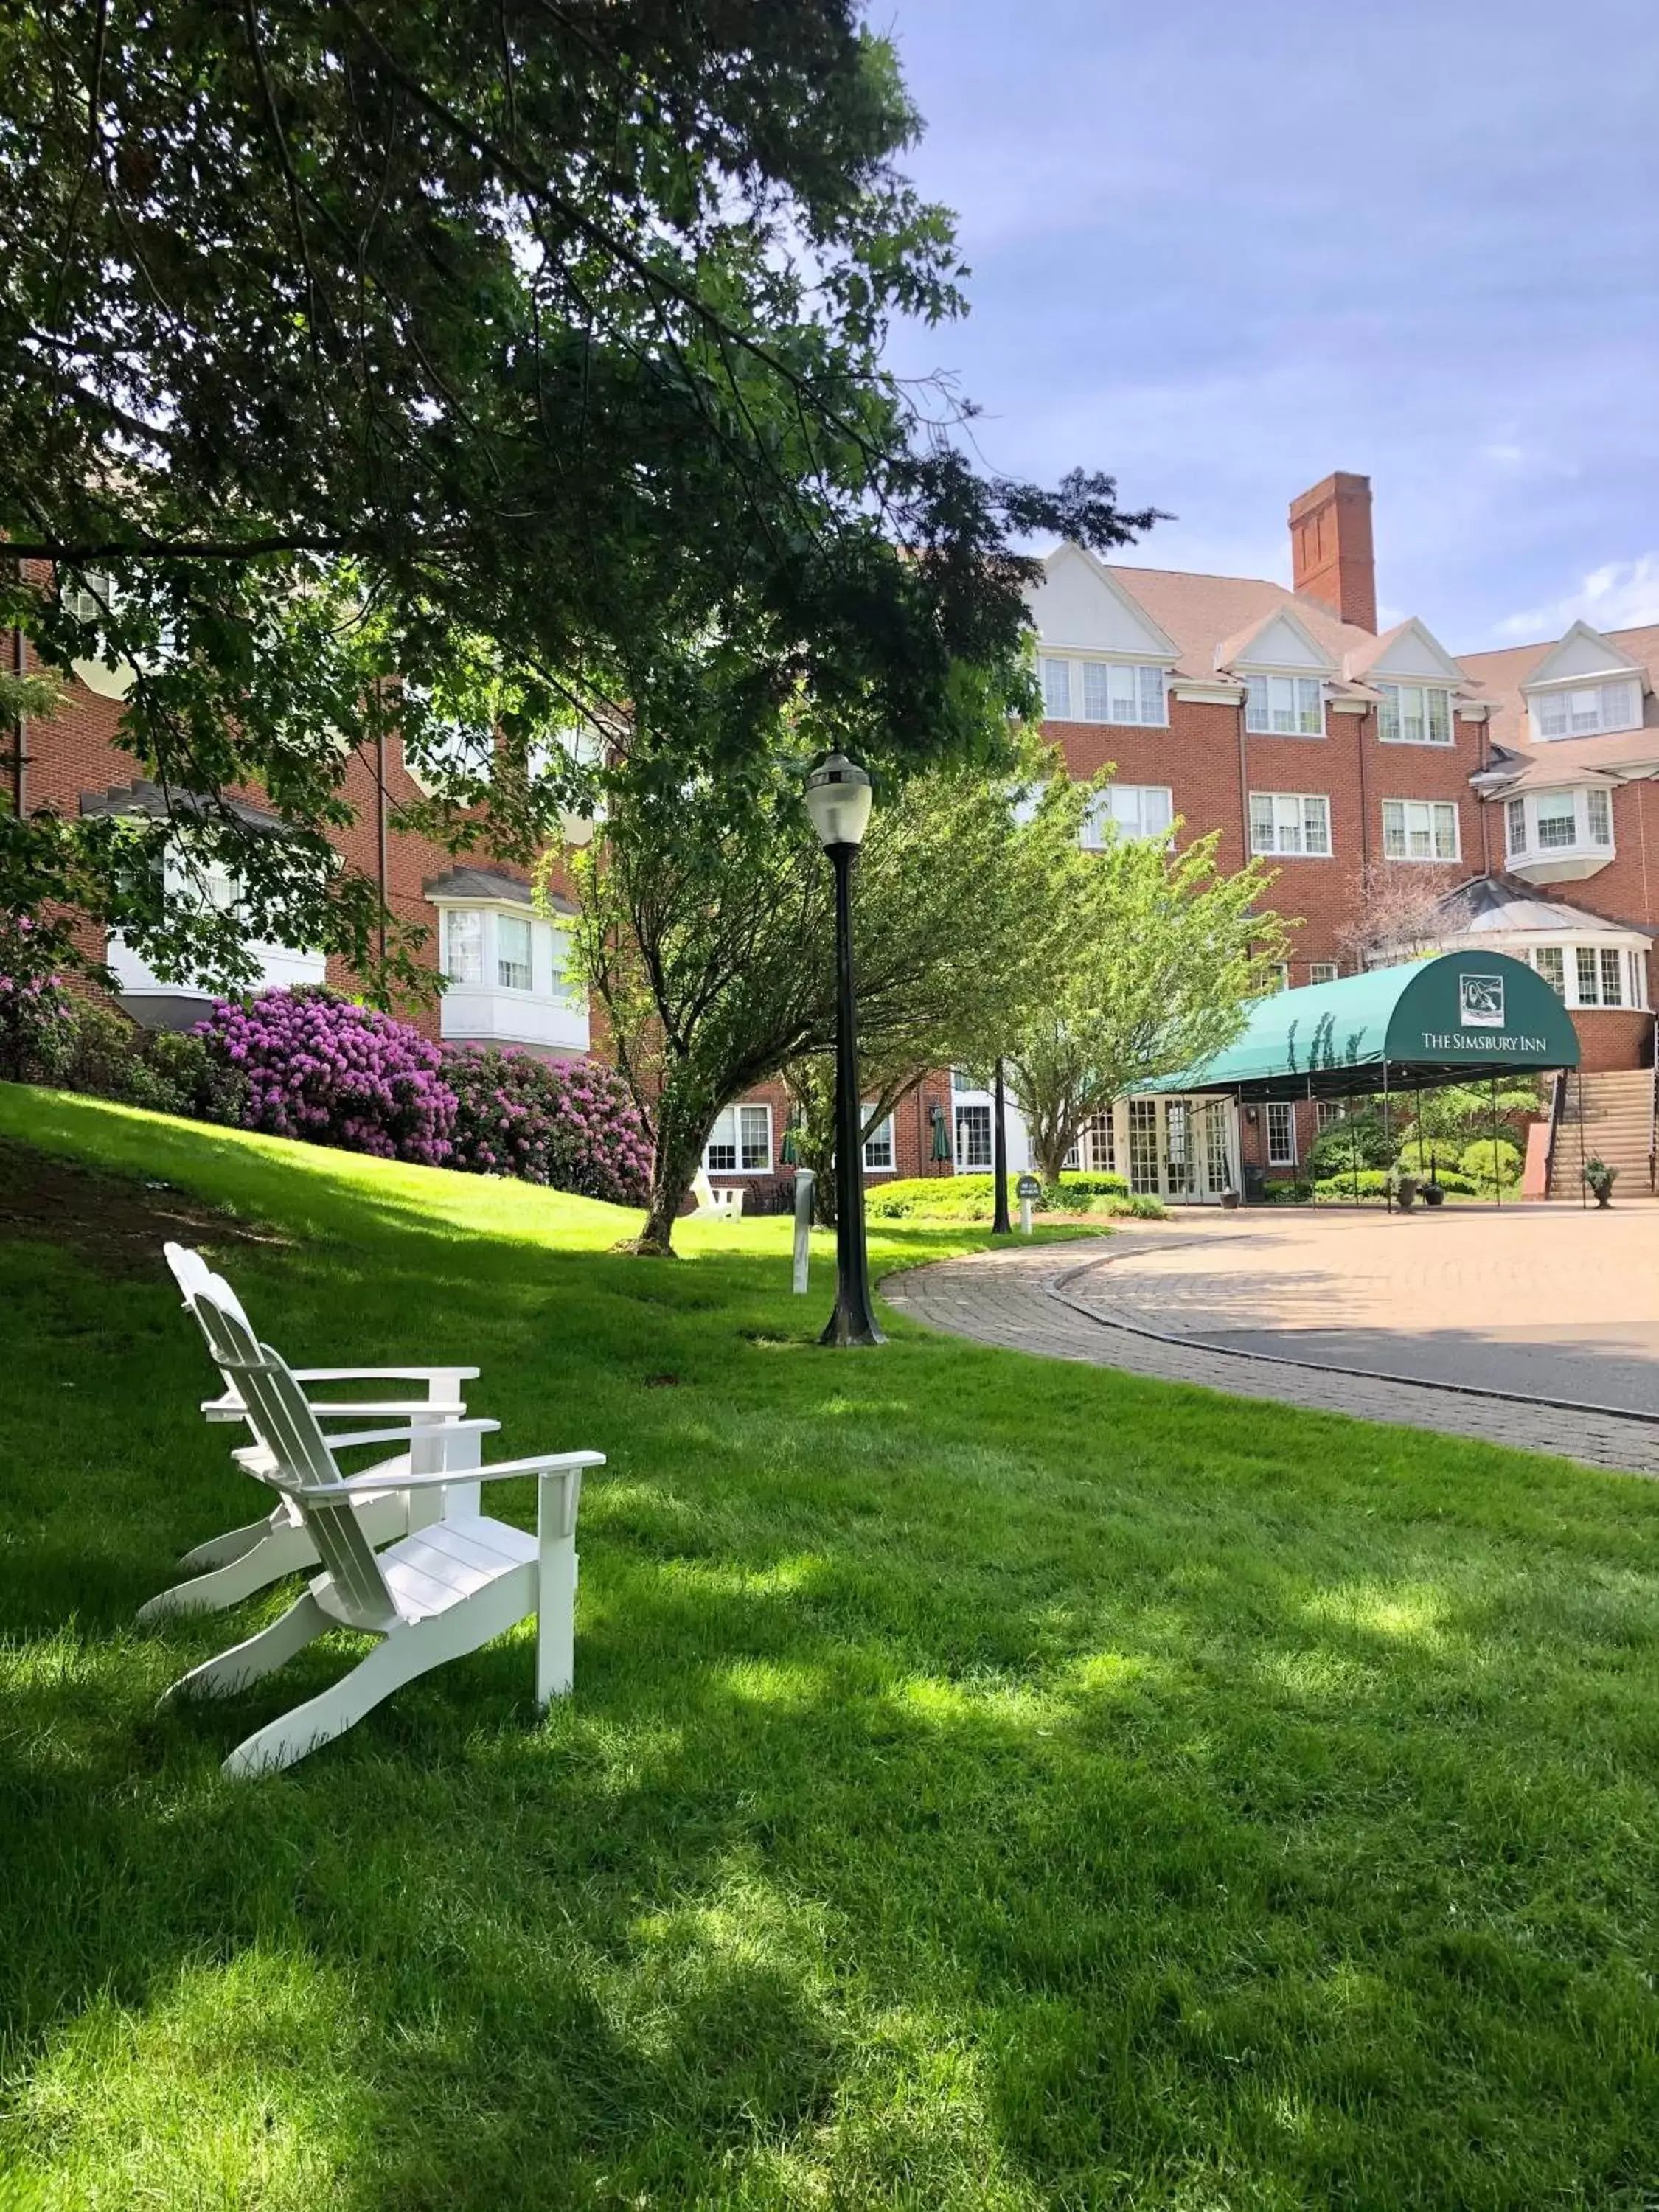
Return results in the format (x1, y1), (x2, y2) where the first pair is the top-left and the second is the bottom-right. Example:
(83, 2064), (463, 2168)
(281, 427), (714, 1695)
(141, 1242), (487, 1624)
(157, 1285), (603, 1777)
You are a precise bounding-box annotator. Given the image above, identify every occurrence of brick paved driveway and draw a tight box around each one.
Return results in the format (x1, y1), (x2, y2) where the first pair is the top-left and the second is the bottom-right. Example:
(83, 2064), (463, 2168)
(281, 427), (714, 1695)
(882, 1208), (1659, 1476)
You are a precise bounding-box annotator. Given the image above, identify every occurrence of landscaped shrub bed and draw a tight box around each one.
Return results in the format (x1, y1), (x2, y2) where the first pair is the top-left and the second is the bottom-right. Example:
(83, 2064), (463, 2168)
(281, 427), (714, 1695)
(444, 1045), (650, 1204)
(866, 1169), (1160, 1221)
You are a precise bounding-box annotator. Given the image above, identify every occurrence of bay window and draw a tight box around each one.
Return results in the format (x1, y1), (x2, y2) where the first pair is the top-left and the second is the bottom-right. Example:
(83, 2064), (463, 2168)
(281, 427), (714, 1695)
(1502, 787), (1615, 875)
(1249, 791), (1331, 857)
(1381, 799), (1460, 861)
(1528, 942), (1646, 1010)
(431, 877), (588, 1052)
(1245, 675), (1324, 735)
(1377, 683), (1454, 745)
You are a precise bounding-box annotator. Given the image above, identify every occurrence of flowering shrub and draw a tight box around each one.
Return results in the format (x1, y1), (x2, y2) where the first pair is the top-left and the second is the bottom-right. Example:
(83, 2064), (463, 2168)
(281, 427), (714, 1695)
(0, 911), (73, 1082)
(444, 1046), (650, 1203)
(196, 987), (456, 1164)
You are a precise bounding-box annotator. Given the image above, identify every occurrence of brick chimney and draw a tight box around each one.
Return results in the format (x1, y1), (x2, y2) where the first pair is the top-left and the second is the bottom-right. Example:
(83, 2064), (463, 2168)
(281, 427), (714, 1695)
(1288, 471), (1377, 633)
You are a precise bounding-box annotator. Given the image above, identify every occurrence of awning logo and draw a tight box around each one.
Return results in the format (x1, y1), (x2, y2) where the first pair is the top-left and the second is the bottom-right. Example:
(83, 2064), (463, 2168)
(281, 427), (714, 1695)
(1459, 973), (1505, 1028)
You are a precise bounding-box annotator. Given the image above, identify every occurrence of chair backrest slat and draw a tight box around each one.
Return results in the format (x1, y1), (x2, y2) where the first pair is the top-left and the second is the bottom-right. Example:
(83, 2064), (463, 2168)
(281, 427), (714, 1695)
(194, 1285), (397, 1632)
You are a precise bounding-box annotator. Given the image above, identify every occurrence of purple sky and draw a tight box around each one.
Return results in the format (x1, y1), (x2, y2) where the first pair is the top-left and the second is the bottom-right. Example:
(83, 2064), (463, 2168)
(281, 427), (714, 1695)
(878, 0), (1659, 649)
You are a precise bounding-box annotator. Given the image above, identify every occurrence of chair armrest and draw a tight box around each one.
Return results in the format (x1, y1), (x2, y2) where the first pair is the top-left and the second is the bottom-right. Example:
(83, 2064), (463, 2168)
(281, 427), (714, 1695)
(288, 1366), (481, 1383)
(305, 1449), (605, 1498)
(321, 1416), (501, 1453)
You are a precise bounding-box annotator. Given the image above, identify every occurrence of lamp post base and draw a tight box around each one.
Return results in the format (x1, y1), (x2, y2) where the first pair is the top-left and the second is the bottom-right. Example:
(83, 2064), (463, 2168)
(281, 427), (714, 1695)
(820, 1301), (886, 1349)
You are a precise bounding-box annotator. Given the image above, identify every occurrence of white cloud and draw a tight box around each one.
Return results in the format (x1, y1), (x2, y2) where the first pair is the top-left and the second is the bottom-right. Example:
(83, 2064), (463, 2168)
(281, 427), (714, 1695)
(1493, 555), (1659, 642)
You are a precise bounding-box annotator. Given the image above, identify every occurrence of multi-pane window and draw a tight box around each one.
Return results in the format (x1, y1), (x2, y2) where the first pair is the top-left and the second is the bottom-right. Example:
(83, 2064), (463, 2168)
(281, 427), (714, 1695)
(1077, 661), (1167, 727)
(1245, 675), (1324, 735)
(1082, 1110), (1115, 1174)
(955, 1102), (992, 1169)
(1040, 657), (1073, 718)
(1266, 1102), (1297, 1166)
(1377, 684), (1454, 745)
(862, 1111), (894, 1172)
(1249, 791), (1331, 857)
(1262, 963), (1290, 995)
(1381, 799), (1460, 862)
(1575, 947), (1629, 1008)
(1507, 787), (1617, 858)
(445, 908), (485, 985)
(496, 913), (533, 990)
(1081, 783), (1174, 846)
(1531, 679), (1641, 740)
(1534, 792), (1578, 850)
(1127, 1098), (1161, 1194)
(704, 1104), (772, 1174)
(1315, 1099), (1346, 1131)
(60, 570), (117, 627)
(1532, 945), (1565, 996)
(1309, 961), (1339, 984)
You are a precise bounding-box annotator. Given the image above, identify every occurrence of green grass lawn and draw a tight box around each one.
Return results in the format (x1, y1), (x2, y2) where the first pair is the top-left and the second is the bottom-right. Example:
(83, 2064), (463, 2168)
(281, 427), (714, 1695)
(2, 1086), (1658, 2211)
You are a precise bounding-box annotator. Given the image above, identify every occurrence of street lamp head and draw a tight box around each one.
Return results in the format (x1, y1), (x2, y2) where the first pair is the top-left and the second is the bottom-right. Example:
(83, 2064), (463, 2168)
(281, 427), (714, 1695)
(804, 752), (873, 851)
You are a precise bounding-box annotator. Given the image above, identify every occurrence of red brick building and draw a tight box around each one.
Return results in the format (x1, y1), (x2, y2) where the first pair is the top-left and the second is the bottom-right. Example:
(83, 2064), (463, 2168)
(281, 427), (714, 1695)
(18, 471), (1659, 1202)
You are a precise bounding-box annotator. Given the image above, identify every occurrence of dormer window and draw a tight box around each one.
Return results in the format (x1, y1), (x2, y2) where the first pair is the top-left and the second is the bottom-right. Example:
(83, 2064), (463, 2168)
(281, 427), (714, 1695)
(1529, 679), (1641, 741)
(1377, 683), (1454, 746)
(1244, 675), (1323, 735)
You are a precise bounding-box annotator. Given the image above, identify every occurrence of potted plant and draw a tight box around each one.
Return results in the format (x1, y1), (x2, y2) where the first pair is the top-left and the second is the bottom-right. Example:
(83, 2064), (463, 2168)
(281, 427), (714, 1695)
(1391, 1166), (1419, 1212)
(1421, 1178), (1446, 1207)
(1585, 1157), (1618, 1208)
(1220, 1186), (1241, 1211)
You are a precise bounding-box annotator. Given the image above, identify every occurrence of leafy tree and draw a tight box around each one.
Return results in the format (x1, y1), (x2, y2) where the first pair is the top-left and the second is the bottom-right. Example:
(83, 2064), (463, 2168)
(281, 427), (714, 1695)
(565, 734), (1082, 1253)
(1004, 829), (1287, 1194)
(1, 2), (1154, 990)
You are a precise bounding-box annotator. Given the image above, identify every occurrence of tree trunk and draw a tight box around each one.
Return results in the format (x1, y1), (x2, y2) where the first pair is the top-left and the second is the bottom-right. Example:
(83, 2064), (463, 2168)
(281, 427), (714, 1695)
(1034, 1125), (1073, 1206)
(635, 1090), (712, 1256)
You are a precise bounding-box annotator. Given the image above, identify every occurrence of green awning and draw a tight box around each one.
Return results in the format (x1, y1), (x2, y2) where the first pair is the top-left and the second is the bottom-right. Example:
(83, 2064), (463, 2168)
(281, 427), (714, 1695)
(1137, 951), (1579, 1103)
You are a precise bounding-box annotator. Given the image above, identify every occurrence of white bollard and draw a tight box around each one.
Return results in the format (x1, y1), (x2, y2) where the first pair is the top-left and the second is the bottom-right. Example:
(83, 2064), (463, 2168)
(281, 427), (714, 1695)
(793, 1169), (815, 1293)
(1016, 1173), (1040, 1236)
(1020, 1194), (1034, 1235)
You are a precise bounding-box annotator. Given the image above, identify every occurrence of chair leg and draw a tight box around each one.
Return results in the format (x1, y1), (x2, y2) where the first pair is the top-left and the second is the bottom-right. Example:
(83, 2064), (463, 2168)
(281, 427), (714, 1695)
(535, 1539), (578, 1708)
(178, 1511), (278, 1571)
(220, 1572), (535, 1778)
(139, 1523), (321, 1623)
(159, 1591), (330, 1708)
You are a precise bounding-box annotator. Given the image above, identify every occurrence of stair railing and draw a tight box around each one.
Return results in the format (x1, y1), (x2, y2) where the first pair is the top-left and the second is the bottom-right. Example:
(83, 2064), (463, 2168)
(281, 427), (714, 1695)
(1545, 1069), (1566, 1197)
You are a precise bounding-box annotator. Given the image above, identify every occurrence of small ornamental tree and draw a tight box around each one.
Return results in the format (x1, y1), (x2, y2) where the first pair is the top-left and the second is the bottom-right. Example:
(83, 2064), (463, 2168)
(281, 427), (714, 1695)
(197, 987), (455, 1164)
(0, 910), (73, 1082)
(444, 1048), (650, 1206)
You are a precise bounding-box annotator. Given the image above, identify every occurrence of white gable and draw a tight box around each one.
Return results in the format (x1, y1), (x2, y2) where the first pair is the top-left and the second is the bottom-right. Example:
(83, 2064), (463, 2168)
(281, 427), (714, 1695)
(1348, 618), (1464, 686)
(1220, 608), (1336, 675)
(1523, 620), (1647, 690)
(1026, 544), (1178, 661)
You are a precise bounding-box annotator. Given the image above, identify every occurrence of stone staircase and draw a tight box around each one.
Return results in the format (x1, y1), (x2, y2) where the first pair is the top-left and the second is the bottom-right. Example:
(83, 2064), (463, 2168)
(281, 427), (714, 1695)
(1546, 1070), (1656, 1198)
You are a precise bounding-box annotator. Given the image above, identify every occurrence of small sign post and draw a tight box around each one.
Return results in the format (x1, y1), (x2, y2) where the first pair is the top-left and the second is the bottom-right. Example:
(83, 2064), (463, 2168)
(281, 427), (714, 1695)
(1016, 1172), (1042, 1235)
(793, 1169), (815, 1294)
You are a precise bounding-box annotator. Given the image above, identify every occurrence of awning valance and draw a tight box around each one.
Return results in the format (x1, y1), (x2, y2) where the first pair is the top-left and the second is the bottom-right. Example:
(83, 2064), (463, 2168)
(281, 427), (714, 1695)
(1138, 951), (1580, 1102)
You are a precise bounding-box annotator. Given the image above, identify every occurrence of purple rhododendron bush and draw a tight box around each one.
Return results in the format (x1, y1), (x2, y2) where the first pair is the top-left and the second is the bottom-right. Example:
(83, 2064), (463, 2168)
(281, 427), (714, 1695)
(444, 1045), (651, 1206)
(195, 987), (456, 1165)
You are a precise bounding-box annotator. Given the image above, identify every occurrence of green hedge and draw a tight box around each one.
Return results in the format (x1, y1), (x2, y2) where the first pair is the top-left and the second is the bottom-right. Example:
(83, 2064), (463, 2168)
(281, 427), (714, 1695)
(1311, 1167), (1484, 1203)
(865, 1169), (1143, 1222)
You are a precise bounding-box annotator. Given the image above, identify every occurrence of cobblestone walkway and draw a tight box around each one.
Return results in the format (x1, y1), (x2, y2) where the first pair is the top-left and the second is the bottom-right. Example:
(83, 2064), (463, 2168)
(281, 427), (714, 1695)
(882, 1237), (1659, 1477)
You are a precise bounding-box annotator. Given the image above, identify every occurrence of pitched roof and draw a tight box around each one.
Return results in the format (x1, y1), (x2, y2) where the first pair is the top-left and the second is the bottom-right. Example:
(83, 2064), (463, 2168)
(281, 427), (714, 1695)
(1104, 565), (1378, 683)
(422, 865), (577, 916)
(78, 779), (290, 835)
(1457, 622), (1659, 767)
(1441, 873), (1658, 941)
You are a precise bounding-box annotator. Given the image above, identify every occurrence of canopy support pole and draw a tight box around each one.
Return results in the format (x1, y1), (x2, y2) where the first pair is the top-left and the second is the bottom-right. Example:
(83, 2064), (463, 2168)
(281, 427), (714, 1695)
(1491, 1073), (1501, 1211)
(1382, 1062), (1391, 1213)
(1579, 1062), (1588, 1210)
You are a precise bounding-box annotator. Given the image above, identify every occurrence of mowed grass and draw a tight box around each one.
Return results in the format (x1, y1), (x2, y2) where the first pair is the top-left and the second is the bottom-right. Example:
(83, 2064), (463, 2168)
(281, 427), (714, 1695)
(1, 1088), (1658, 2211)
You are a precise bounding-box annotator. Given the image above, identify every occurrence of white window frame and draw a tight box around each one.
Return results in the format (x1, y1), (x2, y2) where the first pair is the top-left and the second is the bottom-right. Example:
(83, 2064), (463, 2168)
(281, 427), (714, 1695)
(1528, 941), (1646, 1011)
(1080, 783), (1175, 848)
(1376, 682), (1455, 747)
(1249, 791), (1332, 858)
(1309, 961), (1339, 984)
(443, 907), (486, 985)
(495, 911), (533, 992)
(1039, 656), (1074, 720)
(1503, 787), (1615, 865)
(1245, 674), (1324, 736)
(1266, 1101), (1297, 1167)
(1381, 798), (1461, 863)
(703, 1102), (773, 1175)
(431, 895), (589, 1051)
(1262, 963), (1290, 995)
(955, 1101), (992, 1170)
(1528, 678), (1642, 742)
(862, 1106), (895, 1174)
(1076, 658), (1169, 729)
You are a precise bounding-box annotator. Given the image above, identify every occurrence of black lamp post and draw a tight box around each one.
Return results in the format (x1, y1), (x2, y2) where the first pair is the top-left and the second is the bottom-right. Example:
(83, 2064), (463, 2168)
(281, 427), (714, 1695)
(804, 751), (883, 1347)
